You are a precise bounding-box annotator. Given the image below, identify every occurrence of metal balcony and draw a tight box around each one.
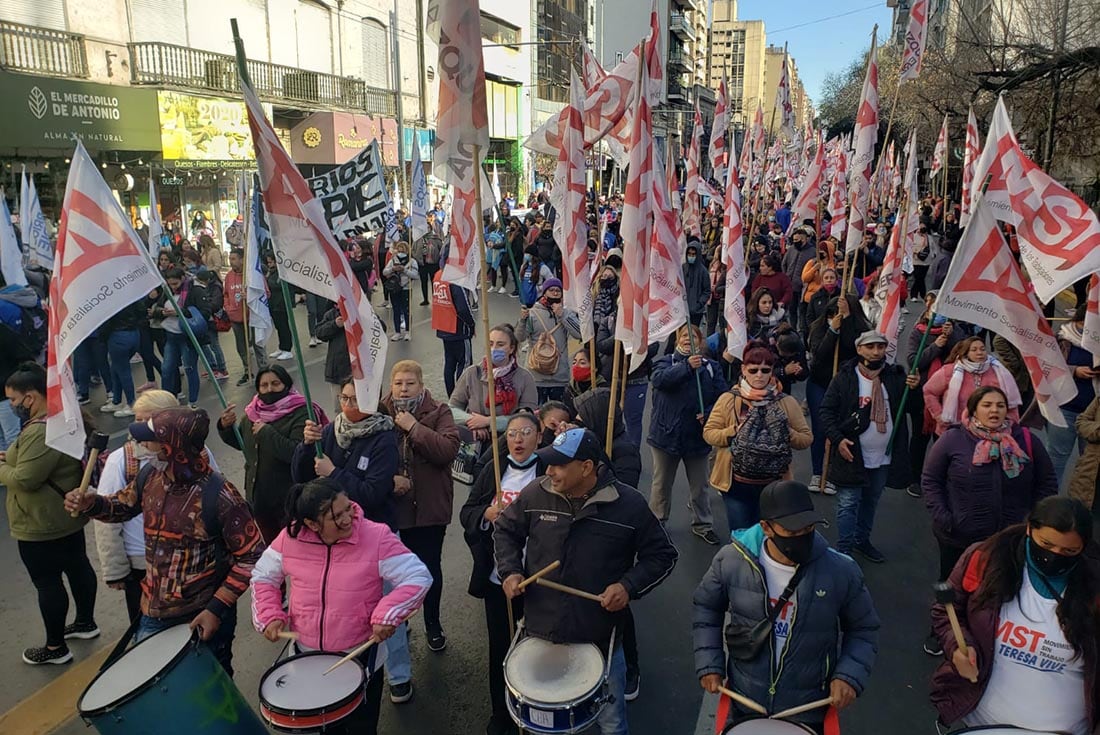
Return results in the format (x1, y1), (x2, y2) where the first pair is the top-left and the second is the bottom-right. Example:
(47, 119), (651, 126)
(0, 20), (88, 78)
(668, 50), (692, 72)
(129, 42), (396, 116)
(669, 13), (695, 41)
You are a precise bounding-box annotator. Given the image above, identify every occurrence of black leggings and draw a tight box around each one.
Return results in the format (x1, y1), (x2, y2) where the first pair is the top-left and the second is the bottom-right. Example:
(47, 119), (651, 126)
(18, 530), (98, 647)
(400, 525), (446, 635)
(484, 584), (525, 720)
(419, 264), (440, 304)
(271, 305), (293, 351)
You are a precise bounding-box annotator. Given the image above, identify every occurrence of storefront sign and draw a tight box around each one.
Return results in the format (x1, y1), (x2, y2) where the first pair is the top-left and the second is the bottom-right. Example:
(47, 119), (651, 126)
(158, 91), (270, 167)
(0, 71), (160, 151)
(291, 112), (398, 166)
(161, 175), (185, 187)
(305, 140), (399, 241)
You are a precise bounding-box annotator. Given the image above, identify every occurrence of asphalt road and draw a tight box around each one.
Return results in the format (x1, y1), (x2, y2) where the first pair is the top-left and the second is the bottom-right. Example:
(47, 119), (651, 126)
(0, 291), (1048, 735)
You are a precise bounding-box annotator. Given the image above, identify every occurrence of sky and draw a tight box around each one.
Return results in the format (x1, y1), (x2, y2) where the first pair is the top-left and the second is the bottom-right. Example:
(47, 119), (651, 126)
(732, 0), (894, 104)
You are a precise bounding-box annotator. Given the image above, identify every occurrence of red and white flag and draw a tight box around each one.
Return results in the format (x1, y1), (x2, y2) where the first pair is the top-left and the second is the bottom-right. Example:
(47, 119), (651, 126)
(751, 104), (766, 161)
(776, 47), (794, 139)
(1082, 275), (1100, 359)
(898, 0), (929, 81)
(648, 146), (689, 344)
(237, 45), (387, 412)
(844, 34), (878, 255)
(552, 73), (593, 342)
(959, 105), (981, 226)
(789, 131), (824, 234)
(828, 150), (848, 241)
(721, 144), (749, 361)
(582, 44), (606, 88)
(876, 130), (919, 361)
(616, 60), (656, 371)
(931, 113), (948, 180)
(937, 198), (1076, 425)
(47, 142), (162, 457)
(709, 76), (729, 183)
(683, 104), (704, 238)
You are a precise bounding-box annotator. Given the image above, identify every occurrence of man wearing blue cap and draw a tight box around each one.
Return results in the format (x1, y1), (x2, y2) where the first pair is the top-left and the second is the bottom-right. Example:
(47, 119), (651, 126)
(496, 428), (678, 735)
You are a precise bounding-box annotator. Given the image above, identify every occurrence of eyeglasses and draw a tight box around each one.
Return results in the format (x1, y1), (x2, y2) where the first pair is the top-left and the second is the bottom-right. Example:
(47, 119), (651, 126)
(745, 366), (773, 375)
(507, 427), (536, 439)
(338, 395), (359, 405)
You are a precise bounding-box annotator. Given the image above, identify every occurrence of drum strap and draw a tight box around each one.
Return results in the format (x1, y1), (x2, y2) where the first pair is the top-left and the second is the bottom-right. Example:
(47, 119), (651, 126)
(98, 615), (143, 674)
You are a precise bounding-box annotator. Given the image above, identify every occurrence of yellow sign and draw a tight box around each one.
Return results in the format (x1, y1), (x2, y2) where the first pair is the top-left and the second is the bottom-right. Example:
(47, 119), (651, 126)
(302, 126), (322, 148)
(157, 90), (267, 163)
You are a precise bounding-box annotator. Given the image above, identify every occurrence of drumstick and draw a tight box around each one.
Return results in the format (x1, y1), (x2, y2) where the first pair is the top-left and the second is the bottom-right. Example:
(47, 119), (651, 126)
(716, 685), (768, 716)
(517, 560), (561, 590)
(275, 631), (299, 641)
(770, 697), (834, 720)
(70, 431), (109, 518)
(535, 577), (604, 603)
(933, 582), (978, 683)
(323, 637), (379, 676)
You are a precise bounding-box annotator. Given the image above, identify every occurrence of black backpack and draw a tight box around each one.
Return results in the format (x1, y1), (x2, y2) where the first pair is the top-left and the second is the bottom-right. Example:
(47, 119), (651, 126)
(134, 464), (226, 544)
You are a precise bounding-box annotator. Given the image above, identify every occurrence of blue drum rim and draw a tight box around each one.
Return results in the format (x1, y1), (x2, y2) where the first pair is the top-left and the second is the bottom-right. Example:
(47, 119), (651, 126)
(77, 625), (197, 717)
(258, 650), (366, 718)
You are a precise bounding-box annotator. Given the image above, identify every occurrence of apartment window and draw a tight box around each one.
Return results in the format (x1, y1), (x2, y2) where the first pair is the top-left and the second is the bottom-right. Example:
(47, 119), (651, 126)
(481, 13), (520, 47)
(362, 17), (389, 88)
(130, 0), (187, 43)
(0, 0), (65, 30)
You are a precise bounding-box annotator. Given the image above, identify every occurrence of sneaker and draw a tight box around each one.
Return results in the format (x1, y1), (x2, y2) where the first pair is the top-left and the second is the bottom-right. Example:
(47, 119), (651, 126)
(130, 354), (143, 364)
(382, 301), (391, 309)
(308, 337), (319, 348)
(199, 371), (209, 379)
(78, 395), (90, 406)
(906, 483), (922, 498)
(216, 370), (230, 380)
(188, 403), (198, 410)
(403, 332), (411, 341)
(809, 474), (822, 493)
(23, 645), (72, 665)
(269, 349), (282, 358)
(236, 374), (252, 387)
(692, 528), (721, 545)
(419, 300), (430, 306)
(64, 621), (100, 640)
(136, 381), (156, 392)
(510, 291), (519, 298)
(624, 667), (640, 702)
(427, 632), (447, 652)
(113, 407), (135, 418)
(276, 351), (295, 361)
(100, 402), (123, 414)
(923, 634), (944, 657)
(854, 542), (886, 564)
(90, 376), (103, 386)
(823, 482), (837, 496)
(389, 681), (413, 704)
(390, 332), (403, 342)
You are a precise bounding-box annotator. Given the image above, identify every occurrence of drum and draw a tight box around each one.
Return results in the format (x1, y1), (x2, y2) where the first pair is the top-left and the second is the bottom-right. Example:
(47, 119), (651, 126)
(724, 719), (816, 734)
(504, 636), (608, 734)
(953, 728), (1051, 734)
(259, 651), (366, 732)
(78, 624), (266, 735)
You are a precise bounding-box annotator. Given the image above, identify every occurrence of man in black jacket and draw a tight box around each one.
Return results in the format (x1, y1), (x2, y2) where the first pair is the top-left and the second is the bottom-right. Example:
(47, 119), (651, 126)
(819, 331), (919, 563)
(496, 428), (678, 735)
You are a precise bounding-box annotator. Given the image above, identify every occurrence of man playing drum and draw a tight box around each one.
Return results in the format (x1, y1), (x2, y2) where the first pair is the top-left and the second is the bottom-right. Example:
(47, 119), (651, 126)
(693, 480), (880, 733)
(497, 428), (678, 735)
(66, 407), (265, 675)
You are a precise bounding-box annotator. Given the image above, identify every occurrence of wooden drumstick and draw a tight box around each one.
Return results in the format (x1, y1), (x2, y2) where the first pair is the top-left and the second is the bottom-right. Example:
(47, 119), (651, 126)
(517, 560), (561, 590)
(323, 637), (378, 676)
(770, 697), (834, 720)
(71, 432), (109, 518)
(933, 582), (977, 683)
(275, 631), (299, 641)
(535, 577), (604, 603)
(716, 685), (768, 716)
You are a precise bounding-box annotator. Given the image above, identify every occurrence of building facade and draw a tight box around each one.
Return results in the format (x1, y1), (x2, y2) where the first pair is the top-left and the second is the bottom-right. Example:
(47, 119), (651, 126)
(707, 1), (766, 133)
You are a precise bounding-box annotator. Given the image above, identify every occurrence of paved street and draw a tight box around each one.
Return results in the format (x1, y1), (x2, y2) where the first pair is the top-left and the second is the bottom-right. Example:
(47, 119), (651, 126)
(1, 291), (962, 735)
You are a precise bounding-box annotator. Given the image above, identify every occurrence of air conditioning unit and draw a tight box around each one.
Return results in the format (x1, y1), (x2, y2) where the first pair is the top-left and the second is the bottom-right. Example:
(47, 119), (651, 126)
(284, 71), (320, 103)
(204, 59), (236, 91)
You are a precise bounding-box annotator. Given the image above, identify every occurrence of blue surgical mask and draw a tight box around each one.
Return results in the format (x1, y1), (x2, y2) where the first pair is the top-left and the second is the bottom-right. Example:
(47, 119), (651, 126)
(523, 254), (532, 263)
(491, 348), (508, 365)
(687, 255), (697, 264)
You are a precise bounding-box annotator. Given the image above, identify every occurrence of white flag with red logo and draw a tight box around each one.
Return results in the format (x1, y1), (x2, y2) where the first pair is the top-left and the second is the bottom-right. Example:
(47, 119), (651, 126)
(876, 130), (919, 361)
(937, 199), (1076, 425)
(683, 104), (704, 238)
(582, 44), (606, 88)
(552, 73), (593, 342)
(789, 132), (823, 235)
(648, 145), (689, 344)
(898, 0), (929, 81)
(828, 140), (849, 241)
(47, 142), (163, 458)
(1082, 275), (1100, 359)
(709, 76), (729, 183)
(844, 35), (878, 255)
(959, 106), (981, 227)
(722, 145), (749, 361)
(931, 114), (948, 180)
(776, 48), (794, 139)
(237, 47), (387, 412)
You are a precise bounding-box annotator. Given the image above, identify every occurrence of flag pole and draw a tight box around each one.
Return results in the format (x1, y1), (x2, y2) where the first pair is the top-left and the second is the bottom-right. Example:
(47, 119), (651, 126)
(842, 24), (878, 299)
(605, 341), (621, 454)
(241, 180), (255, 379)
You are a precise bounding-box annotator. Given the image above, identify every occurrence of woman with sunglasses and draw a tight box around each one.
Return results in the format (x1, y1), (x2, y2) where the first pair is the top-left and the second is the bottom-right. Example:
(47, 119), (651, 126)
(705, 343), (813, 535)
(460, 413), (546, 735)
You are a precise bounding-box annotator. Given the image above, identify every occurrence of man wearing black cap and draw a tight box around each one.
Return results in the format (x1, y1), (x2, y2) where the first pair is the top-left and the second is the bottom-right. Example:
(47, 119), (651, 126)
(496, 428), (678, 735)
(693, 480), (879, 733)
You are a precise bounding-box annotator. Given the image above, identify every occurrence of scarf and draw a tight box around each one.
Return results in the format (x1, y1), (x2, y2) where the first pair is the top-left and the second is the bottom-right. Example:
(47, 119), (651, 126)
(736, 379), (780, 405)
(940, 356), (1022, 424)
(244, 389), (329, 425)
(966, 419), (1028, 479)
(857, 363), (888, 433)
(482, 357), (519, 416)
(333, 412), (394, 450)
(755, 306), (787, 329)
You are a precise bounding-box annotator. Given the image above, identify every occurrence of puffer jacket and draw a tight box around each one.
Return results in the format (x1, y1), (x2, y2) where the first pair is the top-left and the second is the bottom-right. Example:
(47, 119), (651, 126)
(380, 390), (460, 529)
(693, 525), (879, 725)
(317, 307), (351, 385)
(648, 353), (728, 457)
(573, 387), (642, 488)
(923, 361), (1021, 436)
(0, 414), (85, 542)
(921, 424), (1057, 549)
(250, 502), (431, 652)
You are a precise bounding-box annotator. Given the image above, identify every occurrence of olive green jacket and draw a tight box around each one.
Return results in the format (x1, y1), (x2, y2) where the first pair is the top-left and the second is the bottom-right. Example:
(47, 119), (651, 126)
(0, 413), (86, 541)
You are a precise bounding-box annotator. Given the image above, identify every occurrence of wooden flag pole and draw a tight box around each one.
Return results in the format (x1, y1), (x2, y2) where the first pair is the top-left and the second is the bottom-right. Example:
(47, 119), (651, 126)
(278, 280), (323, 458)
(605, 340), (621, 454)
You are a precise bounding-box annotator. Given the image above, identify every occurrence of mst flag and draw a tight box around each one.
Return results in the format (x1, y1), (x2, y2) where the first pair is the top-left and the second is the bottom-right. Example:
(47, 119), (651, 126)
(959, 106), (981, 226)
(898, 0), (929, 81)
(828, 145), (849, 241)
(709, 76), (729, 183)
(682, 104), (704, 238)
(721, 147), (748, 361)
(1082, 275), (1100, 360)
(648, 145), (689, 344)
(845, 32), (878, 255)
(20, 168), (54, 269)
(931, 114), (948, 180)
(776, 47), (794, 139)
(237, 33), (387, 412)
(48, 142), (162, 457)
(875, 131), (918, 362)
(937, 199), (1075, 426)
(788, 132), (823, 234)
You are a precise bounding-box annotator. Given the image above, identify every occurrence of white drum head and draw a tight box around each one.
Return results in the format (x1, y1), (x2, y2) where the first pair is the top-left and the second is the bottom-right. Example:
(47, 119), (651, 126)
(504, 637), (604, 704)
(954, 728), (1051, 734)
(260, 654), (364, 710)
(81, 625), (193, 711)
(725, 720), (814, 734)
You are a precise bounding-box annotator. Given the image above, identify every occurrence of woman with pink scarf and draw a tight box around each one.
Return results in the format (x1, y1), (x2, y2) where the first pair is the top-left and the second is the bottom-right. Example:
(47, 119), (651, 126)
(923, 337), (1022, 436)
(217, 365), (329, 541)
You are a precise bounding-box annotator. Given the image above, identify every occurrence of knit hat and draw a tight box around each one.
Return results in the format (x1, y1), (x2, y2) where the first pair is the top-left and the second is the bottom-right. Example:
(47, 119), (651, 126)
(540, 278), (563, 295)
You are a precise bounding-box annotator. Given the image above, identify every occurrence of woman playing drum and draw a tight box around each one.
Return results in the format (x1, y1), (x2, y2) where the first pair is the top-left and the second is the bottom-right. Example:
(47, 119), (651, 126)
(930, 496), (1100, 734)
(250, 478), (432, 734)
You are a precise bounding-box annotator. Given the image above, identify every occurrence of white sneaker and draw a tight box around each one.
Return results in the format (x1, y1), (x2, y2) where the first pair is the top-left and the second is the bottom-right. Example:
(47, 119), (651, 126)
(113, 407), (135, 418)
(308, 337), (319, 347)
(276, 350), (295, 361)
(823, 482), (838, 496)
(809, 474), (822, 493)
(390, 332), (402, 342)
(100, 402), (122, 414)
(499, 286), (509, 293)
(268, 350), (282, 358)
(403, 332), (411, 341)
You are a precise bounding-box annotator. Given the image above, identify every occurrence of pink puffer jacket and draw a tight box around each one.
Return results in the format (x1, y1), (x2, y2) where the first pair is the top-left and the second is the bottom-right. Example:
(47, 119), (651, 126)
(250, 502), (431, 652)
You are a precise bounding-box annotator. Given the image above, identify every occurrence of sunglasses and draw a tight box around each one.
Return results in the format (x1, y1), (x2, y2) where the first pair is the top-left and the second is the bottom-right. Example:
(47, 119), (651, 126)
(745, 366), (773, 375)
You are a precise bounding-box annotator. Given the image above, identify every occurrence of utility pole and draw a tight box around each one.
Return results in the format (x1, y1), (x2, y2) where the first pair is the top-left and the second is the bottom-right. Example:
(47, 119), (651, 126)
(1042, 0), (1071, 172)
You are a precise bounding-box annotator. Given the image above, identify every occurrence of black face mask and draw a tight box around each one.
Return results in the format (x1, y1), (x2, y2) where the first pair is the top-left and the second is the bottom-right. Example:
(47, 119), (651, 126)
(545, 297), (563, 305)
(13, 397), (32, 424)
(861, 357), (886, 371)
(541, 428), (557, 447)
(258, 389), (289, 405)
(770, 529), (815, 565)
(1029, 536), (1078, 578)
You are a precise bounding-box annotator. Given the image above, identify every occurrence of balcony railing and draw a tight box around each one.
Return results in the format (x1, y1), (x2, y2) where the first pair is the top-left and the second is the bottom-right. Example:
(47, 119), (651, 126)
(669, 13), (695, 40)
(0, 20), (88, 78)
(129, 42), (396, 117)
(668, 50), (691, 71)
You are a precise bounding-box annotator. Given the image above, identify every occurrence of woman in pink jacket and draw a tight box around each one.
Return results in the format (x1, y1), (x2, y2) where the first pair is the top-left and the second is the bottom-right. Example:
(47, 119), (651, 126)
(251, 478), (431, 734)
(923, 336), (1022, 436)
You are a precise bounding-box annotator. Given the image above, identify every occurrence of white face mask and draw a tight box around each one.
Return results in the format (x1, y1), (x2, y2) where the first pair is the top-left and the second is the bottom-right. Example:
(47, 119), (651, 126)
(131, 441), (154, 460)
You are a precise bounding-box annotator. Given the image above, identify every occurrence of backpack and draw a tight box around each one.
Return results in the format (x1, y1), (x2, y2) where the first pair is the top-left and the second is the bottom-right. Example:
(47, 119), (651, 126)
(525, 310), (562, 376)
(0, 292), (47, 360)
(729, 396), (793, 482)
(133, 464), (226, 544)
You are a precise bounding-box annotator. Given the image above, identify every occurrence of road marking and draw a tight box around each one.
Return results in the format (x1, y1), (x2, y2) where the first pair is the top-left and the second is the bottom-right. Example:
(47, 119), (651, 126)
(0, 641), (112, 735)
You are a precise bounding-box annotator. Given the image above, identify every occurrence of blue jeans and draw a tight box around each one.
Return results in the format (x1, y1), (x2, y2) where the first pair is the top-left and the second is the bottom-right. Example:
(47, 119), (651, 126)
(0, 399), (21, 450)
(835, 466), (889, 552)
(1046, 407), (1083, 486)
(597, 644), (629, 735)
(135, 605), (238, 677)
(381, 577), (411, 686)
(623, 383), (648, 448)
(138, 328), (162, 382)
(162, 331), (199, 404)
(203, 333), (227, 373)
(106, 329), (139, 406)
(73, 336), (110, 398)
(806, 381), (828, 475)
(392, 288), (410, 333)
(722, 480), (766, 537)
